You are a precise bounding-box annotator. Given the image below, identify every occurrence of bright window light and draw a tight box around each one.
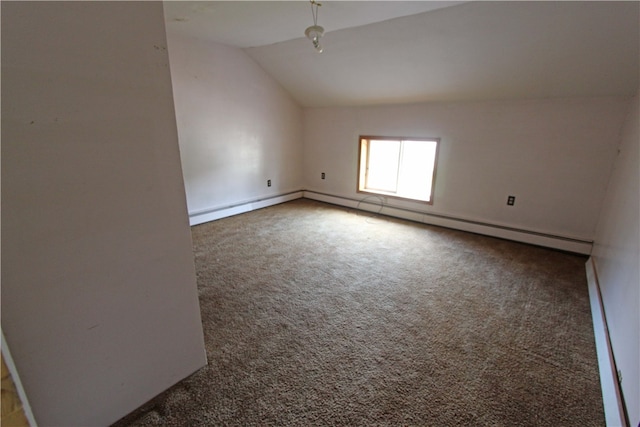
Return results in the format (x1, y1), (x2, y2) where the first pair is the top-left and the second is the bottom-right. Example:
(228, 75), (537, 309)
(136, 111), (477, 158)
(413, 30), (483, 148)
(366, 140), (400, 192)
(358, 136), (439, 204)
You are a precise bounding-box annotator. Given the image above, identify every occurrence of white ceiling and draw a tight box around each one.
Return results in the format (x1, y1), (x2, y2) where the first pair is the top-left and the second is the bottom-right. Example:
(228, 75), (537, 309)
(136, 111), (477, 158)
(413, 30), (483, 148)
(164, 1), (464, 48)
(164, 1), (639, 107)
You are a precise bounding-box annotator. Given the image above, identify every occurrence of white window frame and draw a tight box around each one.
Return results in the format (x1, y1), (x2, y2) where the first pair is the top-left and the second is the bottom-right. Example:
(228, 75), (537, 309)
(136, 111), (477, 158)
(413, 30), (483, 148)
(357, 136), (440, 204)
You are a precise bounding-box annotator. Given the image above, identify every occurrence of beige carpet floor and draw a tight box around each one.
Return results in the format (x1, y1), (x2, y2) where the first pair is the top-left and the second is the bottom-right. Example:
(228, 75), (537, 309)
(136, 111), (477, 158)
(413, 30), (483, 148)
(114, 198), (604, 426)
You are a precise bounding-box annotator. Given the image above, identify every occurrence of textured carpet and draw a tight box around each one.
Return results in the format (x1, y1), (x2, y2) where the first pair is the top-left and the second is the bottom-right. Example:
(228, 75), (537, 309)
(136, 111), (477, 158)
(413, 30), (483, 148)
(114, 199), (604, 426)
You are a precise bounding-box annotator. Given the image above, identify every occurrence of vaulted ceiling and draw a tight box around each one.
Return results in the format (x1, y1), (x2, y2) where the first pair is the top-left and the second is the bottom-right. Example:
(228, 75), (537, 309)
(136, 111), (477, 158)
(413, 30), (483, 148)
(164, 1), (639, 107)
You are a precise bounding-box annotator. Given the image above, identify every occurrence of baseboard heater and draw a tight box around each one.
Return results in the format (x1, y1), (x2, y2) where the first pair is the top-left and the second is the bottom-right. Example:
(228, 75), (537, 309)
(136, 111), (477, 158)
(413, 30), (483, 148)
(303, 190), (593, 254)
(188, 191), (303, 226)
(188, 190), (592, 254)
(585, 258), (629, 427)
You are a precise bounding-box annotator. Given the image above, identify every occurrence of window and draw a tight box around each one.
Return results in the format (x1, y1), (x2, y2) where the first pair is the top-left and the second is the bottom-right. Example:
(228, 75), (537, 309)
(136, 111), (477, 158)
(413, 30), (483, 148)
(358, 136), (439, 204)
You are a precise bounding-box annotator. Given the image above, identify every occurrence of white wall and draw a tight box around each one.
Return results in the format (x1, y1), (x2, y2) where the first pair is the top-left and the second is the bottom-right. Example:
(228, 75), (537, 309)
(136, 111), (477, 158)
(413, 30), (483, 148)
(1, 2), (207, 426)
(303, 97), (631, 244)
(591, 95), (639, 426)
(165, 29), (303, 222)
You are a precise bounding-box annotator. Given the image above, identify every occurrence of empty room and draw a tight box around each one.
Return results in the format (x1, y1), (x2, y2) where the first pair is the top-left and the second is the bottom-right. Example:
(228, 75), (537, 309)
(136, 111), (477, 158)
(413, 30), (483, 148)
(1, 1), (638, 426)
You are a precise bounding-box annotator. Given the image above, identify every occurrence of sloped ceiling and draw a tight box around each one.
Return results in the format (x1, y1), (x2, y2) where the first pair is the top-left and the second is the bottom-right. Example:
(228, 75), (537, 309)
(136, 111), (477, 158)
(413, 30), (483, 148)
(164, 1), (639, 107)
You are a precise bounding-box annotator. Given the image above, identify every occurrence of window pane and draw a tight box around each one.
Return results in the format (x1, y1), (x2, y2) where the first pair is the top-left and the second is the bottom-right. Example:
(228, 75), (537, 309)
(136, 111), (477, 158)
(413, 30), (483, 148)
(366, 139), (400, 192)
(397, 140), (437, 202)
(358, 136), (438, 204)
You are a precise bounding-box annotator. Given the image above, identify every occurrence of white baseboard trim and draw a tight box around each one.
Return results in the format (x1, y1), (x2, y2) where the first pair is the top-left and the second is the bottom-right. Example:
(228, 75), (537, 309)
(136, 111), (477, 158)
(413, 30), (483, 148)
(187, 190), (593, 253)
(188, 191), (303, 226)
(585, 257), (628, 427)
(303, 191), (593, 254)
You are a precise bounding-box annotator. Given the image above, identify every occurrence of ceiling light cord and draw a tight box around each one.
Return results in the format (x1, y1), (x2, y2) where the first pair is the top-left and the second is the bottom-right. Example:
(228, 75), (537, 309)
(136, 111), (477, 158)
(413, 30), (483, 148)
(311, 0), (320, 26)
(305, 0), (324, 53)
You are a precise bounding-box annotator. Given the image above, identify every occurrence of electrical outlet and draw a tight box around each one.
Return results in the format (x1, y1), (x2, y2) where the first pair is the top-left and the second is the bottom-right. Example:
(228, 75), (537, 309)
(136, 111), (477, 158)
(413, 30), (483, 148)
(267, 179), (271, 187)
(507, 195), (515, 206)
(321, 172), (325, 179)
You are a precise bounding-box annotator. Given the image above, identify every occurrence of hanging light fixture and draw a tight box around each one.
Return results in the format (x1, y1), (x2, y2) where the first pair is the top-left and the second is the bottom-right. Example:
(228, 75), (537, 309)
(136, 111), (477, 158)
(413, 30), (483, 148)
(305, 0), (324, 53)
